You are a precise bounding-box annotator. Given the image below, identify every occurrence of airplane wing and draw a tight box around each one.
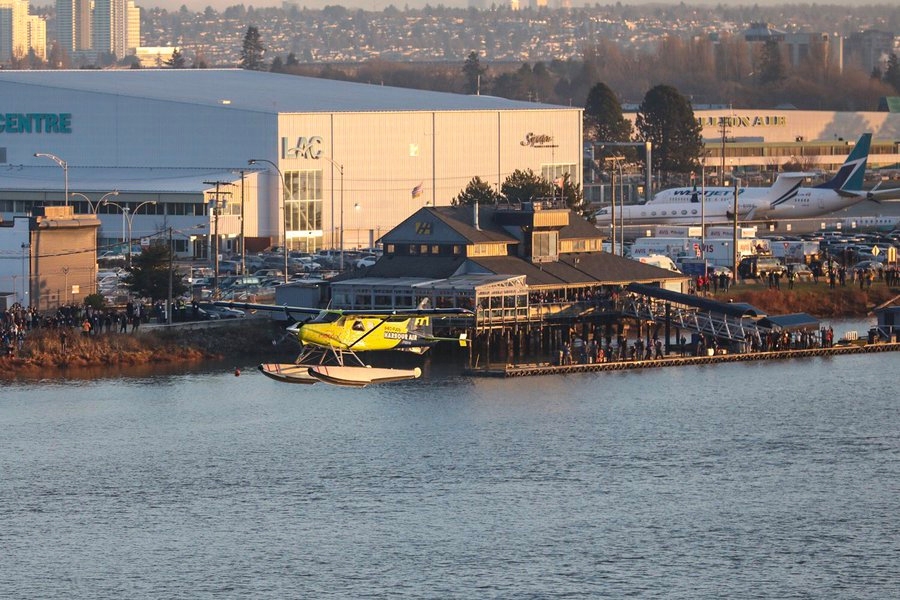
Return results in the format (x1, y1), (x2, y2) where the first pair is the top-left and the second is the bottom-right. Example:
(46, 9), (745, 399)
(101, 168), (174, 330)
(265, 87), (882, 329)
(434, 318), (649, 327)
(214, 301), (472, 318)
(866, 185), (900, 202)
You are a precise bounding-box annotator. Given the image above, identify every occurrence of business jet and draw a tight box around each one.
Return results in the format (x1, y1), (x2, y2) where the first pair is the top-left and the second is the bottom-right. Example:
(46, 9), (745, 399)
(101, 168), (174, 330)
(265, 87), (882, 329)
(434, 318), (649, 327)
(594, 133), (900, 227)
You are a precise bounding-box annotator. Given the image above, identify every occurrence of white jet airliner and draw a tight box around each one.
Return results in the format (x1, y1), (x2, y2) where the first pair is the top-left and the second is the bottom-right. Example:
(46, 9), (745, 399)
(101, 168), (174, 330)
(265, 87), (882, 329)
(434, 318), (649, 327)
(594, 133), (899, 227)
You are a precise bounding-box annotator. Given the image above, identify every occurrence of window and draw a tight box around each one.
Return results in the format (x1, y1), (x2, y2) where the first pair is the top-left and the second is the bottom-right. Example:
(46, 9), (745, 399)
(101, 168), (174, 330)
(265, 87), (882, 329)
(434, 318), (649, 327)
(542, 164), (576, 184)
(285, 170), (323, 244)
(532, 231), (558, 261)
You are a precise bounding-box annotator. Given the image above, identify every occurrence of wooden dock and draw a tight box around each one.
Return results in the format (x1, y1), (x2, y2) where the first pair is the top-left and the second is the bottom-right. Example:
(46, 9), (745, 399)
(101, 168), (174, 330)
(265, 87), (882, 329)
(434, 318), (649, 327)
(466, 342), (900, 378)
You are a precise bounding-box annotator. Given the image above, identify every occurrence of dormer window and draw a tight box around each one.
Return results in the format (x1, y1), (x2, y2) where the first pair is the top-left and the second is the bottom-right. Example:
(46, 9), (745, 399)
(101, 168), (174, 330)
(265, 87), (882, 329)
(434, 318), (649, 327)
(532, 230), (558, 263)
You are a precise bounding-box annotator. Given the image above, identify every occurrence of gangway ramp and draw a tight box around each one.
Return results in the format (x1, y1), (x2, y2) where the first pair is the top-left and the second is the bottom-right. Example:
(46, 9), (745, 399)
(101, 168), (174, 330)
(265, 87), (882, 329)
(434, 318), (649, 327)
(622, 283), (817, 346)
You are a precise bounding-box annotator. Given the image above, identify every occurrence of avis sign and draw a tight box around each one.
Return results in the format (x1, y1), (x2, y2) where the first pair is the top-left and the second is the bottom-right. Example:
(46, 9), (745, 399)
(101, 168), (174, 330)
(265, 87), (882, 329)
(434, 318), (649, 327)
(281, 136), (323, 159)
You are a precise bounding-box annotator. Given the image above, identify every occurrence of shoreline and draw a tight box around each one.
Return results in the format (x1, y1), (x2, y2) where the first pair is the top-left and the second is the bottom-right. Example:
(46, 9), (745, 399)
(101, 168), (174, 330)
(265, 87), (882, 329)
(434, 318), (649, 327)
(1, 282), (896, 376)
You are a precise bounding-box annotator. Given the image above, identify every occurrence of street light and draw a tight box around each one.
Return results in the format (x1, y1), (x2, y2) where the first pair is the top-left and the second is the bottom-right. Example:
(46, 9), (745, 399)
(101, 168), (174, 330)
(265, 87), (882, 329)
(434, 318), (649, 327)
(71, 190), (119, 214)
(320, 156), (345, 270)
(34, 152), (69, 207)
(248, 158), (289, 284)
(104, 199), (157, 268)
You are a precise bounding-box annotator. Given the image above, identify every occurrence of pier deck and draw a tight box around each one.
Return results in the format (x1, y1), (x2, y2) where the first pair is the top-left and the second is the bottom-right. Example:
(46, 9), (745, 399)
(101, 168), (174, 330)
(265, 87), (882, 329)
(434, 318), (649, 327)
(467, 342), (900, 378)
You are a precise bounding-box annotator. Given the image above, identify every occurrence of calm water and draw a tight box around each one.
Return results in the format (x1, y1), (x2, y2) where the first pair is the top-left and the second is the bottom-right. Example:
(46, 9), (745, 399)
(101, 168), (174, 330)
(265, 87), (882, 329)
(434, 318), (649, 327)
(2, 319), (899, 599)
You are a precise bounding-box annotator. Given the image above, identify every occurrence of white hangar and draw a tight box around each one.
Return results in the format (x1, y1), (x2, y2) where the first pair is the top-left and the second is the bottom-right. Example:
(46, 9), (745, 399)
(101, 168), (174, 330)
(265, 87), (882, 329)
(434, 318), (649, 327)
(0, 69), (583, 258)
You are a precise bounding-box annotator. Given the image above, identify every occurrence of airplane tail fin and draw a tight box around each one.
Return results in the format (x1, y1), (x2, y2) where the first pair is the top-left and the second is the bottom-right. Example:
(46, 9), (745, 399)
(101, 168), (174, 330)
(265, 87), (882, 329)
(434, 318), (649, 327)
(814, 133), (871, 192)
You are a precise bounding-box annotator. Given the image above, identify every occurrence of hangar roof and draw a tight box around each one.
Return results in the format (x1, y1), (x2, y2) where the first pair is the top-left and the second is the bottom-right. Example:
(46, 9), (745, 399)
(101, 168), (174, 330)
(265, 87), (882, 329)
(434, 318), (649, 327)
(0, 165), (246, 194)
(0, 69), (569, 114)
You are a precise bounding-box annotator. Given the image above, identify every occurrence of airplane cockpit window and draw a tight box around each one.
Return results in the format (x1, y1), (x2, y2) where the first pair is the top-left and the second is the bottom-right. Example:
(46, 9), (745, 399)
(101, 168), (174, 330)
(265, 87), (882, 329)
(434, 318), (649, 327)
(311, 311), (342, 323)
(352, 320), (365, 331)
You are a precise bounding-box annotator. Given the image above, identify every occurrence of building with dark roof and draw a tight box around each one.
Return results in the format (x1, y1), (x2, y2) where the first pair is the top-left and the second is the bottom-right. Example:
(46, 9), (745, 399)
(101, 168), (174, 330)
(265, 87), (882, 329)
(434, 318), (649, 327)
(330, 201), (688, 320)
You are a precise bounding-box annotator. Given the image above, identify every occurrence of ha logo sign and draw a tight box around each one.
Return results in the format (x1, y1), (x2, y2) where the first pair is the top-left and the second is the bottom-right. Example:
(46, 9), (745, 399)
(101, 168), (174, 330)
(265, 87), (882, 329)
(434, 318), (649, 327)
(281, 136), (323, 159)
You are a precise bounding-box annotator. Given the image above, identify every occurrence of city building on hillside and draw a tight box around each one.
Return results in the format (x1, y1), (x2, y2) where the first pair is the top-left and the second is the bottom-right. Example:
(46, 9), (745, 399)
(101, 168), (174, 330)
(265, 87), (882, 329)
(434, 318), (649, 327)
(55, 0), (139, 63)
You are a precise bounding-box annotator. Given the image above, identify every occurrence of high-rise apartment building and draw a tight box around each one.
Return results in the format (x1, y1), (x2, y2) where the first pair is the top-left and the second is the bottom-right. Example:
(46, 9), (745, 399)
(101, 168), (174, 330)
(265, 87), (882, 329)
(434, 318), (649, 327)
(0, 0), (28, 62)
(126, 0), (139, 53)
(26, 12), (44, 59)
(56, 0), (91, 55)
(57, 0), (138, 61)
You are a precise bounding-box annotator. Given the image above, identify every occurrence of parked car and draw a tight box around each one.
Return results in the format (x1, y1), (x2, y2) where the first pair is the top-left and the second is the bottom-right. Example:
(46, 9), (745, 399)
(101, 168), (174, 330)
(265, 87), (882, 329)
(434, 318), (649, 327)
(289, 257), (322, 272)
(253, 269), (285, 279)
(737, 255), (786, 279)
(197, 303), (245, 319)
(787, 263), (815, 282)
(354, 254), (379, 269)
(98, 250), (126, 262)
(853, 260), (884, 274)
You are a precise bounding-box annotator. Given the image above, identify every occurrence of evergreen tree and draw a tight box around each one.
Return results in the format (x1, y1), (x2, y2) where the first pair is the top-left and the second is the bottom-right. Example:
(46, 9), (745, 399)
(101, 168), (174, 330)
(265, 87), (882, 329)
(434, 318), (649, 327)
(239, 25), (266, 71)
(286, 52), (299, 67)
(585, 82), (632, 143)
(122, 244), (188, 302)
(584, 82), (634, 161)
(453, 176), (499, 206)
(270, 56), (284, 73)
(757, 39), (786, 85)
(164, 48), (186, 68)
(462, 51), (487, 95)
(635, 84), (703, 184)
(501, 169), (553, 205)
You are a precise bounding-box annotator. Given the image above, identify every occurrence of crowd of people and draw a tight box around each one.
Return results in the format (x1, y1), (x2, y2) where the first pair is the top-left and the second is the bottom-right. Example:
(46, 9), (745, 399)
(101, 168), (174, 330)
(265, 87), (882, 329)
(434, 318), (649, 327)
(0, 301), (156, 357)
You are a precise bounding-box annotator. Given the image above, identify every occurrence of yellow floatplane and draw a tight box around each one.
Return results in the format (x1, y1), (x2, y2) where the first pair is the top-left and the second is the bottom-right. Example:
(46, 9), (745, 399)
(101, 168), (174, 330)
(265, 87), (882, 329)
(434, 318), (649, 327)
(215, 301), (471, 387)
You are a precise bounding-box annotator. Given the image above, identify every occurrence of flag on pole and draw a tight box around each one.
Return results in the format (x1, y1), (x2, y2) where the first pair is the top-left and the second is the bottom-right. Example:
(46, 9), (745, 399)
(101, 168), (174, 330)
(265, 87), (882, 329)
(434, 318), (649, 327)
(411, 182), (424, 199)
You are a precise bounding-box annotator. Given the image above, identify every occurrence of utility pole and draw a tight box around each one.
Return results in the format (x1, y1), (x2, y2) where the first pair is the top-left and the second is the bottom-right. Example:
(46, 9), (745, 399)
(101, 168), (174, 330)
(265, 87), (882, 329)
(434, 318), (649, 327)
(239, 170), (246, 278)
(719, 118), (731, 182)
(732, 176), (741, 281)
(167, 227), (173, 325)
(204, 181), (233, 298)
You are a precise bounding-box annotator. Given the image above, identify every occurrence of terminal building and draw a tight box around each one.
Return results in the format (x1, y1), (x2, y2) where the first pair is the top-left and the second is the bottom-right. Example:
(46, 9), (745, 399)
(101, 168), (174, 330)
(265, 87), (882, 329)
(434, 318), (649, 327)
(0, 69), (582, 305)
(591, 107), (900, 204)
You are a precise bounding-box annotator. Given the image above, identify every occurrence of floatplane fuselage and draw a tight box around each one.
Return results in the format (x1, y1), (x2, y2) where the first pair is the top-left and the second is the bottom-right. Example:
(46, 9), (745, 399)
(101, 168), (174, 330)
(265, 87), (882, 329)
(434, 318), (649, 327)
(216, 301), (471, 387)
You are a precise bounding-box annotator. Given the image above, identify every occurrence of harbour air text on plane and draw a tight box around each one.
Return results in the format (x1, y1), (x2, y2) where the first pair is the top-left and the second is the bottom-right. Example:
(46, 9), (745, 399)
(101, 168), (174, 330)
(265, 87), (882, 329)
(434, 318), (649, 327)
(594, 133), (900, 228)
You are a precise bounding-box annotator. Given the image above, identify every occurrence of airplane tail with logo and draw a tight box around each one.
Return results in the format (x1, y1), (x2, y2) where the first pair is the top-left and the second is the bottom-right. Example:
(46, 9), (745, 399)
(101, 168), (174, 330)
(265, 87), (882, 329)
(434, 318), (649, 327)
(814, 133), (871, 193)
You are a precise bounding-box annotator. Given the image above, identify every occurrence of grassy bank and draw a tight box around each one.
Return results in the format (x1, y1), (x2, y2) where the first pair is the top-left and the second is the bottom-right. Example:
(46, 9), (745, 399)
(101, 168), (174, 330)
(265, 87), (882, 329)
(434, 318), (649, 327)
(719, 280), (899, 318)
(0, 319), (285, 374)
